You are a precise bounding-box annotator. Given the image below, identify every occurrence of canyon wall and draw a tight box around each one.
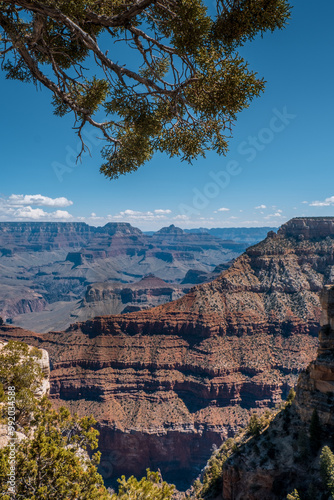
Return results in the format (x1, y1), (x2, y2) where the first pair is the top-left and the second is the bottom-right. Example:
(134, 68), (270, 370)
(218, 284), (334, 500)
(1, 217), (334, 489)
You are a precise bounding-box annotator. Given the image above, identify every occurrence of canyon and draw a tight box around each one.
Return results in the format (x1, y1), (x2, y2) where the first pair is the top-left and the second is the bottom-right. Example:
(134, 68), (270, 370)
(0, 217), (333, 489)
(0, 222), (267, 332)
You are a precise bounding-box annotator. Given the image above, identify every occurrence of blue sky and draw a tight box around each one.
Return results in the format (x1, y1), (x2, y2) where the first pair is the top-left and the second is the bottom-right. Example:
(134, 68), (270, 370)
(0, 0), (333, 230)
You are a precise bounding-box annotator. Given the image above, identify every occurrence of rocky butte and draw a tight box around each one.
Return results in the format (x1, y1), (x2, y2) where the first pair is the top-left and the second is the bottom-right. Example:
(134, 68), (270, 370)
(0, 217), (334, 489)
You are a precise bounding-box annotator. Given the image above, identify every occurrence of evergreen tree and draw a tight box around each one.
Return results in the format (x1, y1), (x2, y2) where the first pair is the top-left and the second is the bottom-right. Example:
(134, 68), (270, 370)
(320, 446), (334, 498)
(248, 414), (263, 436)
(0, 340), (45, 425)
(286, 388), (296, 404)
(0, 0), (291, 178)
(111, 469), (174, 500)
(309, 409), (322, 453)
(0, 397), (112, 500)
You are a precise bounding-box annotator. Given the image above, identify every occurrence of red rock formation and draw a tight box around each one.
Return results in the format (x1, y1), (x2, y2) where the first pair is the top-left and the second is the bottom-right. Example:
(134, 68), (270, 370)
(0, 320), (316, 489)
(1, 217), (334, 489)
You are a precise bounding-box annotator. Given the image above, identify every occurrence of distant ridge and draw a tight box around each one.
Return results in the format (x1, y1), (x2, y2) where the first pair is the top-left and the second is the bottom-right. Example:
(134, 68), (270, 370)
(0, 221), (249, 332)
(184, 226), (277, 244)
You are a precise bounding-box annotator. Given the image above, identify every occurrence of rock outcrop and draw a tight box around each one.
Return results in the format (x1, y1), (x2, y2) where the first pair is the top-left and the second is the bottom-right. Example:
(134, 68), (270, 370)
(295, 285), (334, 426)
(0, 294), (47, 320)
(0, 340), (50, 448)
(73, 275), (192, 319)
(212, 284), (334, 500)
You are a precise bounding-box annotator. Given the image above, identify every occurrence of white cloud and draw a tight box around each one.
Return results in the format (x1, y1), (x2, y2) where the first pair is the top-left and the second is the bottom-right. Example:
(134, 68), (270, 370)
(264, 212), (283, 219)
(154, 209), (172, 214)
(9, 206), (72, 221)
(217, 207), (230, 212)
(52, 210), (72, 219)
(301, 201), (308, 204)
(107, 209), (173, 222)
(8, 194), (73, 207)
(0, 195), (73, 221)
(310, 196), (334, 207)
(174, 215), (189, 220)
(123, 210), (142, 216)
(14, 207), (48, 220)
(255, 204), (267, 209)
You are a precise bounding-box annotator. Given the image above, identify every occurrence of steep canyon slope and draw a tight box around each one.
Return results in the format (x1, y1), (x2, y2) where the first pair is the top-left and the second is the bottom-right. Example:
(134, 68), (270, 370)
(210, 284), (334, 500)
(0, 217), (333, 489)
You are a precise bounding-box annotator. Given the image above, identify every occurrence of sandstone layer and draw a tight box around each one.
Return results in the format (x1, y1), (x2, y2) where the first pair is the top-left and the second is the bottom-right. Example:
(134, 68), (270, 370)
(1, 217), (332, 488)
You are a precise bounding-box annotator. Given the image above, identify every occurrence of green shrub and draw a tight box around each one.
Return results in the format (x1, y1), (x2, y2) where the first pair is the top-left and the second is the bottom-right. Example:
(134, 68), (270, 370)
(0, 340), (44, 425)
(287, 388), (296, 404)
(320, 446), (334, 497)
(111, 470), (174, 500)
(286, 489), (300, 499)
(248, 415), (263, 436)
(0, 398), (111, 500)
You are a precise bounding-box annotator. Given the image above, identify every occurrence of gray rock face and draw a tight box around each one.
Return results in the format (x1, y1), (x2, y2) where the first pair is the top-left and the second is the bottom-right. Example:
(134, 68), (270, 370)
(278, 216), (334, 239)
(295, 285), (334, 425)
(70, 275), (192, 323)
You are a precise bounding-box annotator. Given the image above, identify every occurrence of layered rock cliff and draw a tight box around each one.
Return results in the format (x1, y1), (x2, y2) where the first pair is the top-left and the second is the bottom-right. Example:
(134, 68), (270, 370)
(200, 284), (334, 500)
(75, 275), (192, 318)
(1, 217), (332, 489)
(295, 285), (334, 426)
